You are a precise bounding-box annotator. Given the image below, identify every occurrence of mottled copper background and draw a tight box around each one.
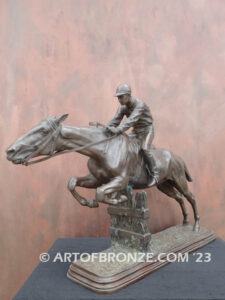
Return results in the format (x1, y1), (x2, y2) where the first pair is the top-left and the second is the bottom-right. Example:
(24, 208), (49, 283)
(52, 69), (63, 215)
(0, 0), (225, 299)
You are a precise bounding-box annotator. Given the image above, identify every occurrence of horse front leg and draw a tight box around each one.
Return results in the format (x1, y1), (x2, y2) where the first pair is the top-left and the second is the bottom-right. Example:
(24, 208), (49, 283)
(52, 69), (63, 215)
(68, 174), (100, 208)
(96, 175), (128, 204)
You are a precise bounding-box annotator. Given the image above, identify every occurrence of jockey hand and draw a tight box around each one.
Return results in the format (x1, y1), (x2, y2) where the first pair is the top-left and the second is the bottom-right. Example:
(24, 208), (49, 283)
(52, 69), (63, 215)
(105, 126), (122, 135)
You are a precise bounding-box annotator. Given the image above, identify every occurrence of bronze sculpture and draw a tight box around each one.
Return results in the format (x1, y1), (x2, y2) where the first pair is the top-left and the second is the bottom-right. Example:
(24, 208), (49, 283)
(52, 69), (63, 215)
(6, 84), (216, 293)
(106, 83), (159, 186)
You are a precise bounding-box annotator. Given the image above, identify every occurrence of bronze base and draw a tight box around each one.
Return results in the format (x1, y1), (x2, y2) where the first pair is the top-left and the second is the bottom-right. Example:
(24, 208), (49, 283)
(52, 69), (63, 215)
(67, 225), (216, 294)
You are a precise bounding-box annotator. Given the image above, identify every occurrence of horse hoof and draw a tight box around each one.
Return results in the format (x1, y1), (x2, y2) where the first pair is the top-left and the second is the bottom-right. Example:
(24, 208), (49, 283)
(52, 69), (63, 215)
(193, 224), (200, 232)
(183, 221), (189, 226)
(96, 188), (104, 202)
(80, 198), (88, 206)
(68, 177), (77, 191)
(87, 199), (99, 208)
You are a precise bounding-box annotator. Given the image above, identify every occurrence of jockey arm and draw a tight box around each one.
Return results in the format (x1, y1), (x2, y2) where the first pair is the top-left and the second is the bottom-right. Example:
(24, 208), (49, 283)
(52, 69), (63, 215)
(117, 103), (145, 133)
(107, 106), (126, 127)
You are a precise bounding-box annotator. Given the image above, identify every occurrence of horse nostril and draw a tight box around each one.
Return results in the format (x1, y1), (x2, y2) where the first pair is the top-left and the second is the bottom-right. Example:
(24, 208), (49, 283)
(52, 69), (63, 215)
(6, 147), (16, 155)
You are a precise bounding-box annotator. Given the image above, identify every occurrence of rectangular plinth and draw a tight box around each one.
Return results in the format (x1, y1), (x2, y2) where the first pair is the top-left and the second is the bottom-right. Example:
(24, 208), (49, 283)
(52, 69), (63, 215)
(67, 225), (216, 294)
(13, 234), (225, 300)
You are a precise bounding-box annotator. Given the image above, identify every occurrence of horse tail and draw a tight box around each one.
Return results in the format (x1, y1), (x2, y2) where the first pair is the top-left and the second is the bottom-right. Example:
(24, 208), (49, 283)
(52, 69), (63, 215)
(184, 162), (193, 182)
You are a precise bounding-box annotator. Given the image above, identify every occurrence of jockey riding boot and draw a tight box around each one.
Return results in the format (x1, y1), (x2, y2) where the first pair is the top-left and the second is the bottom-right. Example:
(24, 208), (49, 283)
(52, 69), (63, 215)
(143, 149), (160, 187)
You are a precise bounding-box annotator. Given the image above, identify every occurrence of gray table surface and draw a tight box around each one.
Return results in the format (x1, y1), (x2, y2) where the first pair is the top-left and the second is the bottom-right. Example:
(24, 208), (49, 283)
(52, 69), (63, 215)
(13, 237), (225, 300)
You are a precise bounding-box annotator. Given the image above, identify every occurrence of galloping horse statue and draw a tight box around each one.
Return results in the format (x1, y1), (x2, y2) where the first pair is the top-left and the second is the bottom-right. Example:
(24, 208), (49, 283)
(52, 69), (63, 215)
(6, 114), (200, 231)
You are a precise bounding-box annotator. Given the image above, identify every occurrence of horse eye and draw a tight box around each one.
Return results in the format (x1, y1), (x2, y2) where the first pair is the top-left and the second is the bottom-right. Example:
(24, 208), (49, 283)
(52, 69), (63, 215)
(42, 129), (49, 134)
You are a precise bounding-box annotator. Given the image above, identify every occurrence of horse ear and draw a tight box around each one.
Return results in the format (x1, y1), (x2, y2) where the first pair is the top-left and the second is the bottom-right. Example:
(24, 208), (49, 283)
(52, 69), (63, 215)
(56, 114), (69, 124)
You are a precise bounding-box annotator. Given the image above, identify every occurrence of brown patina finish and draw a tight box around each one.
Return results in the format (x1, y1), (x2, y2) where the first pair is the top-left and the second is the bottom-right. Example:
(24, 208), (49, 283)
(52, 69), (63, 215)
(6, 113), (200, 231)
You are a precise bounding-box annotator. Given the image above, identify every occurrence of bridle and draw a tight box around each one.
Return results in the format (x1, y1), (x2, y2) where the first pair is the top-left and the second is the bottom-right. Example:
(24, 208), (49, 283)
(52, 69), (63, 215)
(22, 119), (62, 166)
(22, 120), (118, 166)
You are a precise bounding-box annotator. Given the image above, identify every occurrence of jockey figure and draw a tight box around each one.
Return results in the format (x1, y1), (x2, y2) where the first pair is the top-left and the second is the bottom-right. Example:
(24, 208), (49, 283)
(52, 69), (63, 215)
(106, 83), (159, 186)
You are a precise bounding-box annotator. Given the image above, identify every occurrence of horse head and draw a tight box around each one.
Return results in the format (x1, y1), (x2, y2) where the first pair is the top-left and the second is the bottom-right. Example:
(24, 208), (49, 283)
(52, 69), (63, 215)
(6, 114), (68, 165)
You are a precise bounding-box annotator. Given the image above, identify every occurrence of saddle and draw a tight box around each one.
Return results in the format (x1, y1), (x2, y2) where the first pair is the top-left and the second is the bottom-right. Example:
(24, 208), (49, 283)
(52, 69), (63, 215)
(127, 135), (156, 179)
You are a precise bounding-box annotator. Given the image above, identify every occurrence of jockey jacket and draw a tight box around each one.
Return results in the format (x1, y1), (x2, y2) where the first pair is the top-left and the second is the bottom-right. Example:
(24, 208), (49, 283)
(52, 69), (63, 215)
(107, 97), (153, 134)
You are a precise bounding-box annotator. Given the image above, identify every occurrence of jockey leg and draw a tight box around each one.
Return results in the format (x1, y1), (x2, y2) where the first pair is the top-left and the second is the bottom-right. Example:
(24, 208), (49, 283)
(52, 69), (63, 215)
(143, 149), (160, 186)
(140, 126), (160, 187)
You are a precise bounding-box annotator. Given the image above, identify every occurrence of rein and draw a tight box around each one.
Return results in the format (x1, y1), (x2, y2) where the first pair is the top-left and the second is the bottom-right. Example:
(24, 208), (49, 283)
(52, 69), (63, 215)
(23, 123), (117, 166)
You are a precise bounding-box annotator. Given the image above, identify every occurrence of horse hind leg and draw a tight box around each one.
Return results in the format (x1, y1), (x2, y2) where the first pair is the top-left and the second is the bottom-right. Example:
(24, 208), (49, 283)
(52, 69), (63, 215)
(68, 174), (100, 208)
(185, 191), (200, 232)
(157, 181), (189, 225)
(173, 177), (200, 232)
